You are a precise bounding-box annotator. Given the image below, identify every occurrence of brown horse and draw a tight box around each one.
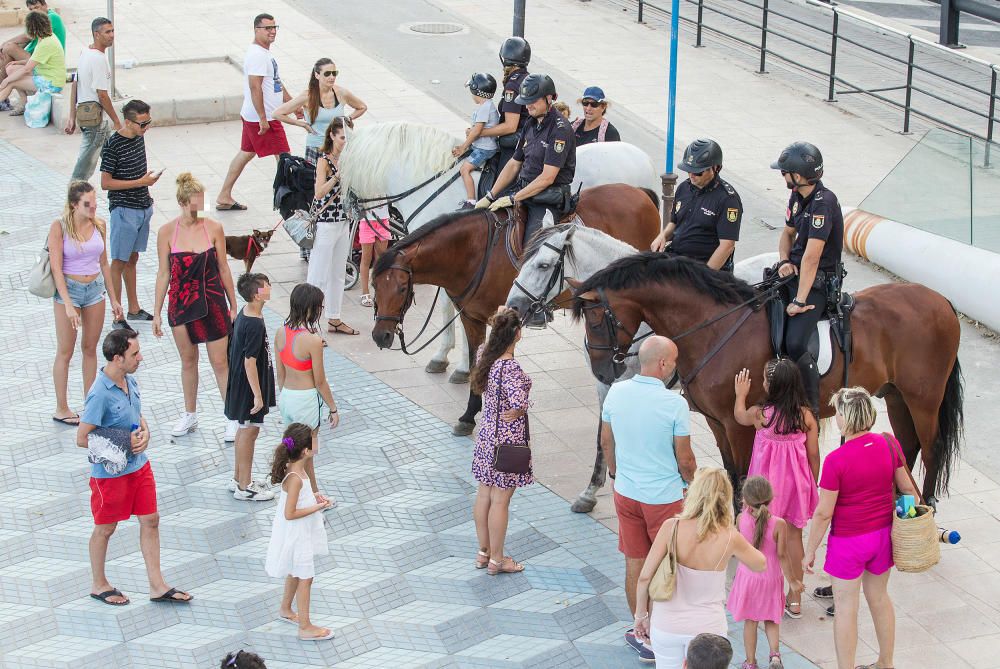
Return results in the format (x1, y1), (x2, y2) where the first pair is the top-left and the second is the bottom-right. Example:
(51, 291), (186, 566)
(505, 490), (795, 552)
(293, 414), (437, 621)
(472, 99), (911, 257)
(372, 183), (662, 435)
(570, 253), (964, 504)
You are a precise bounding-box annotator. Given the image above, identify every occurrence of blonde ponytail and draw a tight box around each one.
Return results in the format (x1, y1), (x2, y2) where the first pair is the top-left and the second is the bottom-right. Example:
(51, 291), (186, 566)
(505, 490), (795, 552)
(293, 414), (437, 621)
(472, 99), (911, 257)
(175, 172), (205, 205)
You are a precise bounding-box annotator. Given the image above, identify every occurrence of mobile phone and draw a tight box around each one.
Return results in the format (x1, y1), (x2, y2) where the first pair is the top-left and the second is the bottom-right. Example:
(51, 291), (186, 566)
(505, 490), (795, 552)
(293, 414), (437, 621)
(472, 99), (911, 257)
(151, 168), (165, 178)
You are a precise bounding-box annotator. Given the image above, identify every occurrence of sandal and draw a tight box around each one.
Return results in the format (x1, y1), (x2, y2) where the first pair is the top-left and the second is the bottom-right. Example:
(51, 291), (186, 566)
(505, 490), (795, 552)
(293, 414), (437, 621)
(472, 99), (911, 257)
(740, 662), (758, 669)
(784, 600), (802, 619)
(9, 108), (25, 116)
(855, 665), (893, 669)
(360, 294), (373, 308)
(475, 550), (489, 569)
(487, 556), (525, 575)
(769, 652), (783, 669)
(149, 587), (193, 603)
(327, 320), (359, 335)
(90, 588), (130, 606)
(215, 201), (247, 211)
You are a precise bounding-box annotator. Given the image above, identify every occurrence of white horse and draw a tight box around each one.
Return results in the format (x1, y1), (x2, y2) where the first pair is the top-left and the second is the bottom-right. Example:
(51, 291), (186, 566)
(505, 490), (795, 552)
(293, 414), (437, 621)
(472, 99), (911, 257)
(505, 223), (778, 512)
(339, 121), (658, 383)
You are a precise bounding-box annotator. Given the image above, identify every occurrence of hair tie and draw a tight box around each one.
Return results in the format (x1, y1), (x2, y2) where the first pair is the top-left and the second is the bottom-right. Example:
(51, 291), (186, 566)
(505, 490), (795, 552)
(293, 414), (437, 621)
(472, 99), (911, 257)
(282, 437), (295, 453)
(226, 651), (240, 667)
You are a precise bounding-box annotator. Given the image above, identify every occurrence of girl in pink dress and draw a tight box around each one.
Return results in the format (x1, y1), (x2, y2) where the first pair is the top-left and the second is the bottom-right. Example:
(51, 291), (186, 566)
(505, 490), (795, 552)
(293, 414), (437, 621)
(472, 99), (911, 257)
(727, 476), (802, 669)
(734, 358), (818, 618)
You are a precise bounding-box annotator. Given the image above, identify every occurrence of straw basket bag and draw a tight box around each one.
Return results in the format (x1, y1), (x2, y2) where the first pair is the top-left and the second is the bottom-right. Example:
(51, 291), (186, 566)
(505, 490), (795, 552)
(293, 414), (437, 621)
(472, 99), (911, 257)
(886, 433), (940, 573)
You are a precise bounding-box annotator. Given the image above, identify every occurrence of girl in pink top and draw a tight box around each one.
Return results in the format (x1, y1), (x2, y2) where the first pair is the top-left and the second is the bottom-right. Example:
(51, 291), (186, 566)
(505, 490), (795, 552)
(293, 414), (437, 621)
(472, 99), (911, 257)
(803, 387), (919, 669)
(727, 476), (802, 669)
(734, 358), (818, 618)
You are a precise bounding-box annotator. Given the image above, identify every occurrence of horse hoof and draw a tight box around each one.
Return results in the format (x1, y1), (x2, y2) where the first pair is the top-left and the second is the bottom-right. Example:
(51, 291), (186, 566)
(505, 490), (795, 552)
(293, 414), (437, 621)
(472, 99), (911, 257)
(452, 421), (475, 437)
(425, 360), (449, 374)
(571, 496), (597, 514)
(449, 370), (470, 384)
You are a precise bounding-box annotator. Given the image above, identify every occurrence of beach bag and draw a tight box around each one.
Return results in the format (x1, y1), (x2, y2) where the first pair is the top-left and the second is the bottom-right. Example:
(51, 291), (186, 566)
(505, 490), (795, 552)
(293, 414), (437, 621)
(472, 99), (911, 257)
(649, 519), (680, 601)
(491, 363), (532, 475)
(27, 240), (55, 298)
(87, 427), (132, 475)
(24, 78), (59, 129)
(887, 433), (939, 573)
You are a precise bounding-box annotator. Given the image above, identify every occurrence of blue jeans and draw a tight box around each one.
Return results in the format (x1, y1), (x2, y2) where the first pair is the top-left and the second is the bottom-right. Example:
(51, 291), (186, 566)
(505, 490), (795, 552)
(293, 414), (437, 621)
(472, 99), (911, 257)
(71, 120), (111, 181)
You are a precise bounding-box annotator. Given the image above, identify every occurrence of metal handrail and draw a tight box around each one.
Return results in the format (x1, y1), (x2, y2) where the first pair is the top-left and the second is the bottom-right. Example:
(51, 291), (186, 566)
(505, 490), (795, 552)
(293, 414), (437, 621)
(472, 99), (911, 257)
(632, 0), (999, 153)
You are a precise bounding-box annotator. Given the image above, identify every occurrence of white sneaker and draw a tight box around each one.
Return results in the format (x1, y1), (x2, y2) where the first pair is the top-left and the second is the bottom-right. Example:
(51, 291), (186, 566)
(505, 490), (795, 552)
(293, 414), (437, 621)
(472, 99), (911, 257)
(234, 480), (276, 501)
(227, 478), (238, 492)
(171, 412), (198, 437)
(224, 420), (239, 443)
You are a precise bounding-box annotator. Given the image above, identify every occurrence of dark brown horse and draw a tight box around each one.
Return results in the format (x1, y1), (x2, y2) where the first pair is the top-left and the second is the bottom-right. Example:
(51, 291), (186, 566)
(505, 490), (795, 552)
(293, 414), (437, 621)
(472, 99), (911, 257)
(570, 253), (963, 504)
(372, 183), (662, 435)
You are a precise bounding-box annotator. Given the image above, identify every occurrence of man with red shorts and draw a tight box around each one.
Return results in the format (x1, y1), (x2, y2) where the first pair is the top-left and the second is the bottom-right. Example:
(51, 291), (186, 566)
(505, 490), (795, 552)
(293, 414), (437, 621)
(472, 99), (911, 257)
(600, 335), (698, 663)
(77, 329), (192, 605)
(216, 12), (290, 211)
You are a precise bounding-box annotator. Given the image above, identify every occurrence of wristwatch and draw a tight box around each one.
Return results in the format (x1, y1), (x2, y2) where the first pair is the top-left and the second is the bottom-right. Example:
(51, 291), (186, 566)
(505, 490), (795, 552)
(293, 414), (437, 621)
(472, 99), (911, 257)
(791, 299), (807, 307)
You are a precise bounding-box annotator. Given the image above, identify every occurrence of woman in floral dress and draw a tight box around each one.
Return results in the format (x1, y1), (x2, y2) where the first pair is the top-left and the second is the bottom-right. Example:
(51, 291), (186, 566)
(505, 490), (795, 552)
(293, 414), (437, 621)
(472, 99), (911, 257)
(470, 307), (533, 575)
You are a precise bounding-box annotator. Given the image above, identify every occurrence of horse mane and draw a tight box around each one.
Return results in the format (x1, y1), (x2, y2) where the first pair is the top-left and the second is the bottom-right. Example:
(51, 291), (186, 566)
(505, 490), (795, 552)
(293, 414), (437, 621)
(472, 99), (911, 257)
(372, 208), (490, 277)
(339, 121), (459, 198)
(523, 224), (638, 263)
(570, 252), (757, 319)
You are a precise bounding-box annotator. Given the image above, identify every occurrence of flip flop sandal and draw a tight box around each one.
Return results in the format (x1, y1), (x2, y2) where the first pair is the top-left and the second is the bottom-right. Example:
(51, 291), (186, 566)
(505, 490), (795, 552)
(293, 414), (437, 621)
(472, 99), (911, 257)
(52, 414), (80, 426)
(149, 587), (193, 603)
(487, 556), (525, 575)
(360, 294), (374, 308)
(9, 108), (25, 116)
(215, 202), (248, 211)
(327, 321), (359, 335)
(855, 665), (892, 669)
(784, 601), (802, 619)
(277, 615), (299, 626)
(475, 550), (489, 569)
(299, 628), (335, 641)
(814, 585), (833, 598)
(90, 588), (130, 606)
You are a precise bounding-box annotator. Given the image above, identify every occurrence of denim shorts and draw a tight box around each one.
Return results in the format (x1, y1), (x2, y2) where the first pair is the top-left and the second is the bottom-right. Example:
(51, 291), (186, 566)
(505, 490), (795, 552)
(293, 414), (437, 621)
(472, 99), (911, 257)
(54, 275), (106, 308)
(109, 206), (153, 262)
(467, 146), (497, 167)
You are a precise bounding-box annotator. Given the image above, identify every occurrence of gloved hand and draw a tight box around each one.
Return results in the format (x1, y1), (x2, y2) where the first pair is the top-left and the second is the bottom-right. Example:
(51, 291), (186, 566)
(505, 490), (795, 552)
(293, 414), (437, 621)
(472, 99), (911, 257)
(474, 196), (492, 209)
(488, 195), (514, 211)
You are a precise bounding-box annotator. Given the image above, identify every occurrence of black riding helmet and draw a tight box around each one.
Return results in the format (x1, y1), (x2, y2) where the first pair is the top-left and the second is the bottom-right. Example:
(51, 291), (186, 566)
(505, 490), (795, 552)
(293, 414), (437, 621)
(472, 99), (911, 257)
(514, 73), (557, 105)
(679, 138), (723, 173)
(467, 72), (497, 99)
(771, 142), (824, 183)
(499, 36), (531, 67)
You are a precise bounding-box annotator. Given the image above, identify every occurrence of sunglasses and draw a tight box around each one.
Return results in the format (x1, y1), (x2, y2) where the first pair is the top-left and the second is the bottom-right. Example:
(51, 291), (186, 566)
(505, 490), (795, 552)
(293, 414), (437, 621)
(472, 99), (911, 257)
(320, 70), (339, 77)
(257, 25), (279, 31)
(131, 118), (152, 128)
(689, 169), (706, 177)
(581, 99), (602, 108)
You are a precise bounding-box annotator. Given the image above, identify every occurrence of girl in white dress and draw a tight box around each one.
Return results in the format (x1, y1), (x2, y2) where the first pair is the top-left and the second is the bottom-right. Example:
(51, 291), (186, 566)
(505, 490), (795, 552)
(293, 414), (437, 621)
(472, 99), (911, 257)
(265, 423), (333, 641)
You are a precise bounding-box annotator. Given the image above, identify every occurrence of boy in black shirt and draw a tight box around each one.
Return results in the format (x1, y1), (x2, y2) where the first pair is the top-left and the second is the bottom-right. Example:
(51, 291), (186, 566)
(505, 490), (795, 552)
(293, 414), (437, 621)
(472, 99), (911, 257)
(225, 272), (277, 501)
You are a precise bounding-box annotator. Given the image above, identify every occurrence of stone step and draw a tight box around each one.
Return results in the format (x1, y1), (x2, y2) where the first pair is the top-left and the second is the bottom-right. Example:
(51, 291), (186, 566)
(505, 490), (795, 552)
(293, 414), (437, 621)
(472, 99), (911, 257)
(522, 548), (617, 595)
(0, 463), (17, 489)
(364, 489), (470, 533)
(247, 616), (378, 665)
(54, 596), (179, 642)
(35, 517), (138, 562)
(153, 482), (191, 517)
(487, 589), (616, 640)
(4, 635), (127, 669)
(455, 634), (584, 668)
(329, 526), (445, 573)
(311, 567), (414, 617)
(396, 462), (475, 495)
(174, 578), (283, 631)
(370, 600), (494, 654)
(148, 443), (228, 485)
(314, 462), (405, 503)
(106, 548), (220, 594)
(0, 602), (58, 659)
(405, 556), (531, 607)
(158, 506), (256, 554)
(438, 520), (559, 562)
(332, 647), (456, 668)
(19, 452), (91, 494)
(0, 488), (81, 532)
(0, 557), (90, 607)
(129, 623), (245, 669)
(573, 621), (637, 669)
(0, 528), (34, 568)
(215, 536), (334, 583)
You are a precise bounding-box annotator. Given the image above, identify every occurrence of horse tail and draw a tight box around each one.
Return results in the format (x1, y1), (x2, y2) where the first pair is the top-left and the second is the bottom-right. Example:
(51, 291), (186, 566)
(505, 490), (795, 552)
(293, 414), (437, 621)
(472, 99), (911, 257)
(640, 187), (660, 212)
(934, 356), (964, 496)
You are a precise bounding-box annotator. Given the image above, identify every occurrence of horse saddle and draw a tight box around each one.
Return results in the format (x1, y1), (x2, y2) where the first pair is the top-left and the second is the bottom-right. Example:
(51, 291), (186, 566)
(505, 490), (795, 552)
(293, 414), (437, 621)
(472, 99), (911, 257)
(765, 291), (855, 377)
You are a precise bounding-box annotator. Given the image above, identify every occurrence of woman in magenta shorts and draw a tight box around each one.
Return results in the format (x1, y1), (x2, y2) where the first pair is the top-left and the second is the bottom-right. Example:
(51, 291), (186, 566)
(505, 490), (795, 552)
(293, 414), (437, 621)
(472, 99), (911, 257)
(803, 387), (919, 669)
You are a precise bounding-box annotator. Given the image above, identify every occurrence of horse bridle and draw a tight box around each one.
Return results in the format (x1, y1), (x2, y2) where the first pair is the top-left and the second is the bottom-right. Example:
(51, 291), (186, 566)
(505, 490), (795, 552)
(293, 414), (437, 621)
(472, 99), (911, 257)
(580, 286), (642, 378)
(510, 240), (570, 324)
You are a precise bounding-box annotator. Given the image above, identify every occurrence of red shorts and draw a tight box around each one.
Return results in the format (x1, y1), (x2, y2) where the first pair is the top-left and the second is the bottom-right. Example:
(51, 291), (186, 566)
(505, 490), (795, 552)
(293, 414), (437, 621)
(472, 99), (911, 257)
(90, 462), (158, 525)
(240, 118), (290, 157)
(615, 490), (684, 559)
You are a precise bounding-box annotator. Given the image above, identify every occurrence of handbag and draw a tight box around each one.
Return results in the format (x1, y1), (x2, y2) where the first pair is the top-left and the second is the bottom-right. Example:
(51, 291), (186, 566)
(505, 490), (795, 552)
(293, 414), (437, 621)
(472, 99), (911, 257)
(491, 361), (532, 475)
(648, 519), (680, 601)
(76, 101), (103, 129)
(886, 432), (940, 573)
(282, 161), (339, 250)
(27, 240), (56, 298)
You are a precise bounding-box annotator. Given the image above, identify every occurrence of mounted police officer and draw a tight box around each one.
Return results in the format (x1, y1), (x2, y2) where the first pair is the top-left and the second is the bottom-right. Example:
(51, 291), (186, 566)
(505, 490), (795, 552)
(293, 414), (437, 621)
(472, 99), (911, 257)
(478, 37), (531, 173)
(651, 138), (743, 271)
(773, 141), (844, 414)
(475, 73), (577, 245)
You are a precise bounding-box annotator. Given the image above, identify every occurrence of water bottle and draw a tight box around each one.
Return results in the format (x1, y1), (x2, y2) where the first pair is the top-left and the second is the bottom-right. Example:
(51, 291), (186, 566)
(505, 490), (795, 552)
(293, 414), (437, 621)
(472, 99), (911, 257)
(939, 529), (961, 545)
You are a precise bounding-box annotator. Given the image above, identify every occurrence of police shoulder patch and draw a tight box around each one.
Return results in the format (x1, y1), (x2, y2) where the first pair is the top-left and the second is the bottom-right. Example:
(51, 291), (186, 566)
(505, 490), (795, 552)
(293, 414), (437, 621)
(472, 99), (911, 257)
(675, 200), (682, 212)
(504, 90), (514, 103)
(726, 208), (739, 223)
(792, 201), (799, 216)
(554, 139), (565, 153)
(812, 214), (825, 229)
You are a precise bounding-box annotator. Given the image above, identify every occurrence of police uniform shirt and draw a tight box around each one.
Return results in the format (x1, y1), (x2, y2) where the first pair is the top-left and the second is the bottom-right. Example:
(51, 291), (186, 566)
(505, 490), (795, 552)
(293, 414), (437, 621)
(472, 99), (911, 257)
(513, 106), (577, 186)
(785, 180), (844, 273)
(669, 177), (743, 263)
(498, 68), (530, 133)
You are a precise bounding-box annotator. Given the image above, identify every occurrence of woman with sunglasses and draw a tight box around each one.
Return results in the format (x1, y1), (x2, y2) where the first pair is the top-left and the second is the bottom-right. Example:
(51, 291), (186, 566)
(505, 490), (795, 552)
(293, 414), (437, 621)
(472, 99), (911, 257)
(572, 86), (621, 145)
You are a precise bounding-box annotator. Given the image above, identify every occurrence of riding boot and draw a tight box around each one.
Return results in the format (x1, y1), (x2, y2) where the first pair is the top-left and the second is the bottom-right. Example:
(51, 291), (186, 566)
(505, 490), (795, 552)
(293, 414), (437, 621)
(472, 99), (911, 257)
(796, 352), (821, 416)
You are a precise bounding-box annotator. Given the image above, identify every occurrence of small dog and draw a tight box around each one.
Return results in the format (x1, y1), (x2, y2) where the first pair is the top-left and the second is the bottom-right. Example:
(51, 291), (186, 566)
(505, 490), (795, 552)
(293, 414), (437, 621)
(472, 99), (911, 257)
(225, 228), (275, 273)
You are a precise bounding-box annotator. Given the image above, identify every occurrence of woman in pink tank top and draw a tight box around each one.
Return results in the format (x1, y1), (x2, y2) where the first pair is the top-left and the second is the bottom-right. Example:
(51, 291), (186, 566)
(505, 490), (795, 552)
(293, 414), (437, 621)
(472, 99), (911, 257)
(48, 181), (122, 426)
(633, 468), (766, 668)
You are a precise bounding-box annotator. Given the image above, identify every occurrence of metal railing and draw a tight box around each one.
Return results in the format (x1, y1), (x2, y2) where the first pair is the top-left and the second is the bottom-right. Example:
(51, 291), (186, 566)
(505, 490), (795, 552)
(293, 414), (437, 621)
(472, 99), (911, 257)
(632, 0), (998, 158)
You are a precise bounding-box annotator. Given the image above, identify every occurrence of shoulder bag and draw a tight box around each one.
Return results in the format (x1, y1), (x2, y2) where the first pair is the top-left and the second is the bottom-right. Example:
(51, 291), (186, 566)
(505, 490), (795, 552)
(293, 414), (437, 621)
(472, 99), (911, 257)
(649, 519), (680, 601)
(283, 158), (339, 249)
(886, 432), (940, 573)
(76, 101), (104, 129)
(491, 361), (532, 475)
(28, 240), (55, 298)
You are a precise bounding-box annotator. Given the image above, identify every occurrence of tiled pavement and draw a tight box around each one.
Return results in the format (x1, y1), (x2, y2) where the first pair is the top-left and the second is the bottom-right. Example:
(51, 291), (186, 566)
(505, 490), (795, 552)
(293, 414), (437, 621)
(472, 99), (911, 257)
(0, 140), (820, 668)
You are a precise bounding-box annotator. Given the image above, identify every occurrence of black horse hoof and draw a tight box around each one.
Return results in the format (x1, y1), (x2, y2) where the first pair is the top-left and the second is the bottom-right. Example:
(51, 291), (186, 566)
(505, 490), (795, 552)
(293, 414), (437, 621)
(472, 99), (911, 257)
(449, 370), (470, 384)
(425, 360), (449, 374)
(571, 498), (597, 514)
(452, 421), (475, 437)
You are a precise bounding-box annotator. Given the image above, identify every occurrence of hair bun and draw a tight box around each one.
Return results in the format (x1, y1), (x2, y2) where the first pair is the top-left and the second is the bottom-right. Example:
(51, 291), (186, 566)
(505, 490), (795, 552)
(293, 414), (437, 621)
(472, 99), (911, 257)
(176, 172), (194, 187)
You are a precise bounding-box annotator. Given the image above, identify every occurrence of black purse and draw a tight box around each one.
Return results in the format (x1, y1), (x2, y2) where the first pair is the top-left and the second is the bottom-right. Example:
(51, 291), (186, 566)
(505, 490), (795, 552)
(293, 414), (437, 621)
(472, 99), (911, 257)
(491, 361), (532, 475)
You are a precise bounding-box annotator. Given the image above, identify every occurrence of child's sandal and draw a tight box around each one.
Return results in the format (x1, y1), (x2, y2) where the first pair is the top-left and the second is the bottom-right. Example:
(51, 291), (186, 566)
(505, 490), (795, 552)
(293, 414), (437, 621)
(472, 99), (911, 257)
(740, 661), (758, 669)
(475, 550), (489, 569)
(784, 600), (802, 619)
(769, 652), (783, 669)
(360, 294), (373, 308)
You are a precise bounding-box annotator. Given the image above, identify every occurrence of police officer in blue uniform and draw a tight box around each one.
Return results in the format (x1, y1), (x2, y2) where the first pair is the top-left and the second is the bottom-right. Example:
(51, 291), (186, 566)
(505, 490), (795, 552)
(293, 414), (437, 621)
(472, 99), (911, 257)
(773, 141), (844, 414)
(478, 37), (531, 172)
(475, 74), (576, 244)
(650, 139), (743, 271)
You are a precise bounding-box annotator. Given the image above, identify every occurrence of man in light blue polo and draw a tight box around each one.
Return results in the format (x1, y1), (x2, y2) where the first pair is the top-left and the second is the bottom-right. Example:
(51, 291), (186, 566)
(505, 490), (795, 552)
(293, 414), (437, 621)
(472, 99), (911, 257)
(601, 335), (697, 662)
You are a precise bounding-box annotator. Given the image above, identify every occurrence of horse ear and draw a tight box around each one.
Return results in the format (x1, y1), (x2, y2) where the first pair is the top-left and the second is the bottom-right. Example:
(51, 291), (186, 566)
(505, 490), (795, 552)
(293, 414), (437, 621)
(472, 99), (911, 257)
(566, 278), (598, 301)
(565, 277), (582, 290)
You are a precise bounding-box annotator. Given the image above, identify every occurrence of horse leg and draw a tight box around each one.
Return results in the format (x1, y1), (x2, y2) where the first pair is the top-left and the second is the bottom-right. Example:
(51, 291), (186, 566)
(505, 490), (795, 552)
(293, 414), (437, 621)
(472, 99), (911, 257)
(425, 298), (453, 374)
(704, 417), (740, 493)
(572, 380), (611, 513)
(453, 317), (485, 436)
(883, 387), (921, 471)
(889, 387), (945, 507)
(450, 318), (471, 384)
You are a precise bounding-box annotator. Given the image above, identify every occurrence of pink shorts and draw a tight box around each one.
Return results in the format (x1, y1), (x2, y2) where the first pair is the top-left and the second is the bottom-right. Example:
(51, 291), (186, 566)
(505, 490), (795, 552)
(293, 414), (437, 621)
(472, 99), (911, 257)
(358, 217), (391, 244)
(824, 525), (893, 580)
